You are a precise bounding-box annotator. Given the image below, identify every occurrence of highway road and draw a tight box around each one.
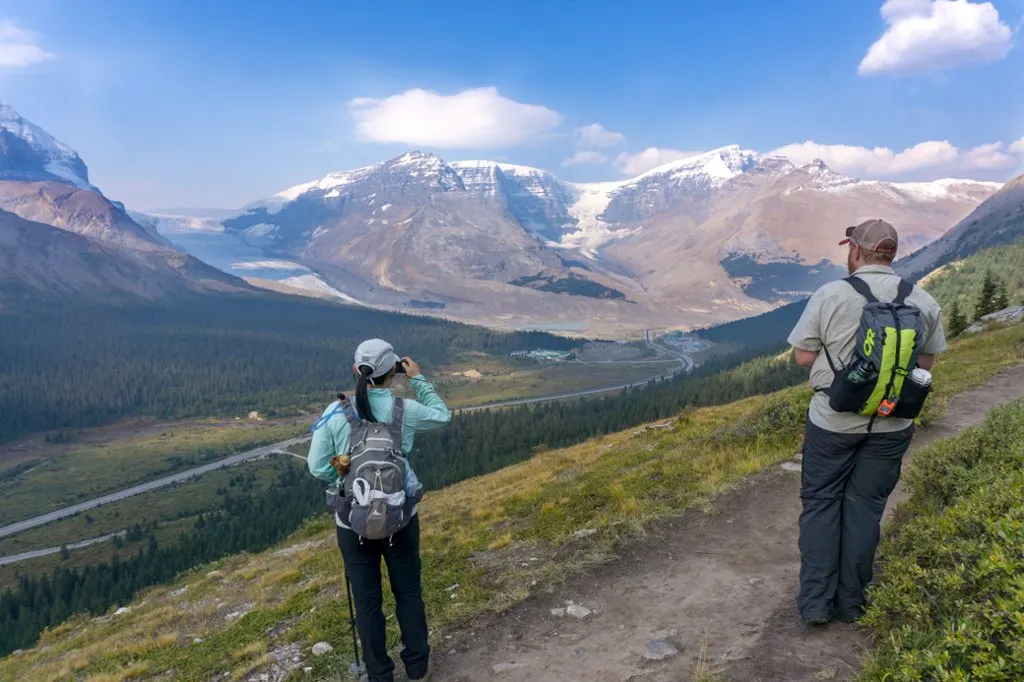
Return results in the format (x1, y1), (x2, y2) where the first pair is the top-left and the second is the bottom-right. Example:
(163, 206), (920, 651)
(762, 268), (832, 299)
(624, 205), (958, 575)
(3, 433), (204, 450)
(0, 333), (693, 558)
(0, 531), (126, 566)
(0, 436), (312, 540)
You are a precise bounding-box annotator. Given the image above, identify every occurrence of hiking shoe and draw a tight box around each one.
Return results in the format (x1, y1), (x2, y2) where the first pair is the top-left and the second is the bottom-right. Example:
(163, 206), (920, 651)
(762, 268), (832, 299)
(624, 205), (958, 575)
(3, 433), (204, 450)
(834, 608), (864, 624)
(802, 612), (833, 627)
(408, 660), (433, 681)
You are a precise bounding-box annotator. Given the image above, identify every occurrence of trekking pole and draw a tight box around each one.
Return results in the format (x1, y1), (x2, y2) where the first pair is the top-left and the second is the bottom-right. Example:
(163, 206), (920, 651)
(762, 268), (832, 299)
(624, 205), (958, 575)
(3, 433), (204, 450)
(344, 565), (362, 672)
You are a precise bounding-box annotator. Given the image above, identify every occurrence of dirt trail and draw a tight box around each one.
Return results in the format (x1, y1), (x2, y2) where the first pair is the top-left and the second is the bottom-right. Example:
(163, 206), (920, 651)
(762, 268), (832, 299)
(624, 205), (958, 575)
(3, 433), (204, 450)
(432, 365), (1024, 682)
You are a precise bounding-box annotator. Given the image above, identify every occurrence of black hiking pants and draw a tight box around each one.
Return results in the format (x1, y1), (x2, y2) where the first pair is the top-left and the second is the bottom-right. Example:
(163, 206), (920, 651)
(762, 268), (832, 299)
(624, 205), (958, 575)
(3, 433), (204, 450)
(797, 421), (914, 622)
(337, 516), (430, 682)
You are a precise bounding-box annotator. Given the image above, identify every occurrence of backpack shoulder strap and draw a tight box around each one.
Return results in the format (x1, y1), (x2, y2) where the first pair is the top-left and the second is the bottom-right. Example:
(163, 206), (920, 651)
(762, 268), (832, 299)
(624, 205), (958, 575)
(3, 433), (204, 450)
(387, 398), (405, 448)
(844, 276), (879, 304)
(894, 279), (915, 305)
(338, 395), (361, 429)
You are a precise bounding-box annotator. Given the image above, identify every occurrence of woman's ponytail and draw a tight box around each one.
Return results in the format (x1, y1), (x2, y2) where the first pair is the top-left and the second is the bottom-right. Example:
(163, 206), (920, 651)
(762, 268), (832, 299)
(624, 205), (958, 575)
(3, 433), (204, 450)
(355, 365), (377, 423)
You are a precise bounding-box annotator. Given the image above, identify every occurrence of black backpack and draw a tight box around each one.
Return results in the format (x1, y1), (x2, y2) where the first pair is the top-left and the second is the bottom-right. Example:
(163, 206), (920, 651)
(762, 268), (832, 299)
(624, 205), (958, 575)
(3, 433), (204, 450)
(823, 277), (932, 425)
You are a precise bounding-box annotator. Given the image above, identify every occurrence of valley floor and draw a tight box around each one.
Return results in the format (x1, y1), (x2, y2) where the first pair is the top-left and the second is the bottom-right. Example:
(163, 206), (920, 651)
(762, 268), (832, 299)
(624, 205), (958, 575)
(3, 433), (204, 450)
(434, 365), (1024, 682)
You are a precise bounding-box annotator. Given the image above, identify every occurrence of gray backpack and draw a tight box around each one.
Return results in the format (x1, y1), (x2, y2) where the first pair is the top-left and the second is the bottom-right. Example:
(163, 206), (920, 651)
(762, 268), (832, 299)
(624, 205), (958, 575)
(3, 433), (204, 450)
(325, 397), (421, 540)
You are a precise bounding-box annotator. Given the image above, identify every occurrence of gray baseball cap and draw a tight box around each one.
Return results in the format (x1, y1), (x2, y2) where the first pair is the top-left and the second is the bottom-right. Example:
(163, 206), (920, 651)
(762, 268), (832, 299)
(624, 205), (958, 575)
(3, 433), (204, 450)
(354, 338), (400, 379)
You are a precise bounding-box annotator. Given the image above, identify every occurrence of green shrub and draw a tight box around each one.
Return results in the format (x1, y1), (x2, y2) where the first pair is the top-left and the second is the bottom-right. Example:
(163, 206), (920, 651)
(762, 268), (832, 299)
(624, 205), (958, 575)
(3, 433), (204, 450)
(860, 400), (1024, 681)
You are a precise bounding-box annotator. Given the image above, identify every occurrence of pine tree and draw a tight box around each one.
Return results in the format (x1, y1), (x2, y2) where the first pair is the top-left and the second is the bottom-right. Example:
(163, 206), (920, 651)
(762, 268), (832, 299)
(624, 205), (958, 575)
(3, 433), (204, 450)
(974, 271), (1000, 321)
(947, 300), (968, 338)
(992, 283), (1009, 313)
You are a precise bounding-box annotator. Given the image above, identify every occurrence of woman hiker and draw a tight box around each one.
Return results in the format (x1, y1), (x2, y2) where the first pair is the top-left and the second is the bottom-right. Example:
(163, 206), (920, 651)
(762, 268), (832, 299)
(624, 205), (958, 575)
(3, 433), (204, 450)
(308, 338), (451, 682)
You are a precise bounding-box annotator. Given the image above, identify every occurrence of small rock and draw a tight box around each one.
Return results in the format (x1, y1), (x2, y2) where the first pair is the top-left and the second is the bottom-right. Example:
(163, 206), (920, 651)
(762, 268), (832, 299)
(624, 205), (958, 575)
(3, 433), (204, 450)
(749, 577), (764, 585)
(642, 639), (680, 661)
(114, 607), (131, 616)
(303, 668), (313, 674)
(492, 662), (526, 674)
(193, 637), (203, 644)
(781, 462), (802, 472)
(550, 608), (566, 617)
(312, 641), (334, 656)
(566, 604), (592, 619)
(573, 528), (597, 539)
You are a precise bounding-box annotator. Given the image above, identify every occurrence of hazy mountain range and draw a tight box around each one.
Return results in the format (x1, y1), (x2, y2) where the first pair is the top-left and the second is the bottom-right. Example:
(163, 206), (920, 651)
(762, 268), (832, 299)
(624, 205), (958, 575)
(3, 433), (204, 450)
(0, 102), (1009, 334)
(0, 104), (246, 309)
(158, 147), (998, 333)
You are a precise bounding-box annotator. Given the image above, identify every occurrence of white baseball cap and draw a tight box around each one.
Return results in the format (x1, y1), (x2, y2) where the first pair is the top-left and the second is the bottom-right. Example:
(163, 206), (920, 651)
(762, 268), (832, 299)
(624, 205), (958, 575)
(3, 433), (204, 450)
(354, 338), (400, 379)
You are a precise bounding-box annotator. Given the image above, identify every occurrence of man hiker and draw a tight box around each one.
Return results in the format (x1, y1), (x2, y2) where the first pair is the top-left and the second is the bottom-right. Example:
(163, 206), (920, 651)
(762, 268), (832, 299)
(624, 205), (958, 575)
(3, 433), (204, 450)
(787, 219), (946, 625)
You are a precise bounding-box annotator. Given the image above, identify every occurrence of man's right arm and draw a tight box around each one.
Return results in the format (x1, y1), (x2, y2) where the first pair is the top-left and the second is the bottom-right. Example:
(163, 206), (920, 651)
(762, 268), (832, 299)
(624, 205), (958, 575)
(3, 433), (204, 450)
(788, 289), (827, 369)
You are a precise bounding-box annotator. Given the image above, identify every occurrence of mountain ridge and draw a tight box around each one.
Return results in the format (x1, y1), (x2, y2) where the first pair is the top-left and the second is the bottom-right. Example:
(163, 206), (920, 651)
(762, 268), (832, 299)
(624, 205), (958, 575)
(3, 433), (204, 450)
(0, 104), (251, 304)
(196, 147), (1002, 334)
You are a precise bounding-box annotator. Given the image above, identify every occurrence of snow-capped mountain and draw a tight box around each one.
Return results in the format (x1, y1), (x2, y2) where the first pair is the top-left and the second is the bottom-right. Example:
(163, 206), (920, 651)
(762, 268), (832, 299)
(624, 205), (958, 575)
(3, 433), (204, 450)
(0, 105), (246, 303)
(0, 103), (94, 190)
(450, 161), (579, 242)
(209, 146), (1000, 334)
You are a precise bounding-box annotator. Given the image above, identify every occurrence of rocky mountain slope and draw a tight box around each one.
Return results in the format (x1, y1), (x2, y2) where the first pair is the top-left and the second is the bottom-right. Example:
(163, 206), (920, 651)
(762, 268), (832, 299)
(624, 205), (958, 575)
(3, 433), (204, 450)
(0, 104), (93, 190)
(222, 152), (656, 334)
(215, 148), (998, 334)
(0, 105), (247, 305)
(0, 210), (237, 307)
(897, 173), (1024, 281)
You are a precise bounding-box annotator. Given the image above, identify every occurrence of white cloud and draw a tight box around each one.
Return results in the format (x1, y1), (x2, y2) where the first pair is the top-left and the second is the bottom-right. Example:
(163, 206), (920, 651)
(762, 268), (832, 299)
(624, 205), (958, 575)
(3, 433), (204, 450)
(575, 123), (625, 149)
(774, 140), (959, 174)
(962, 141), (1015, 169)
(859, 0), (1013, 76)
(614, 147), (703, 176)
(0, 20), (54, 69)
(773, 137), (1024, 176)
(349, 86), (562, 149)
(561, 151), (608, 167)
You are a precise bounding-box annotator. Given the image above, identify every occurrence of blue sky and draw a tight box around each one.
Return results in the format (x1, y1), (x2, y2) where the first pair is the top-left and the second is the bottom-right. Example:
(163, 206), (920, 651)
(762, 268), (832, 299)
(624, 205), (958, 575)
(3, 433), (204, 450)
(0, 0), (1021, 209)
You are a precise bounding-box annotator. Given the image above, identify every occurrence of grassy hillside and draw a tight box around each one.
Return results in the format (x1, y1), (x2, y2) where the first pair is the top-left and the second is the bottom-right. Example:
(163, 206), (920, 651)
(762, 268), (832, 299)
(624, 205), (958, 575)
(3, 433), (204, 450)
(921, 240), (1024, 322)
(0, 325), (1021, 682)
(860, 399), (1024, 680)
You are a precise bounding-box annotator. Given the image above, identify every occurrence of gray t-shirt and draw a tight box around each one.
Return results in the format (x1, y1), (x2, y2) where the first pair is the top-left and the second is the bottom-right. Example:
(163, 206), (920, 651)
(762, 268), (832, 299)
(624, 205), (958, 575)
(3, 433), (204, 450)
(788, 265), (947, 434)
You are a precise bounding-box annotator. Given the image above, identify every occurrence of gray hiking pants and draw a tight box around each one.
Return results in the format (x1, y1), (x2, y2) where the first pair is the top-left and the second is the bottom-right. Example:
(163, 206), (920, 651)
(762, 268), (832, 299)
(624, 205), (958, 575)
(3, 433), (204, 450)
(797, 420), (914, 622)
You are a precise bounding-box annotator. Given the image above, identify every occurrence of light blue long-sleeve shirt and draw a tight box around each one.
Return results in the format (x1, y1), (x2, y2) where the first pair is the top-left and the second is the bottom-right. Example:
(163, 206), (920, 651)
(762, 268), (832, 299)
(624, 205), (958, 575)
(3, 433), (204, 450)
(307, 375), (451, 500)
